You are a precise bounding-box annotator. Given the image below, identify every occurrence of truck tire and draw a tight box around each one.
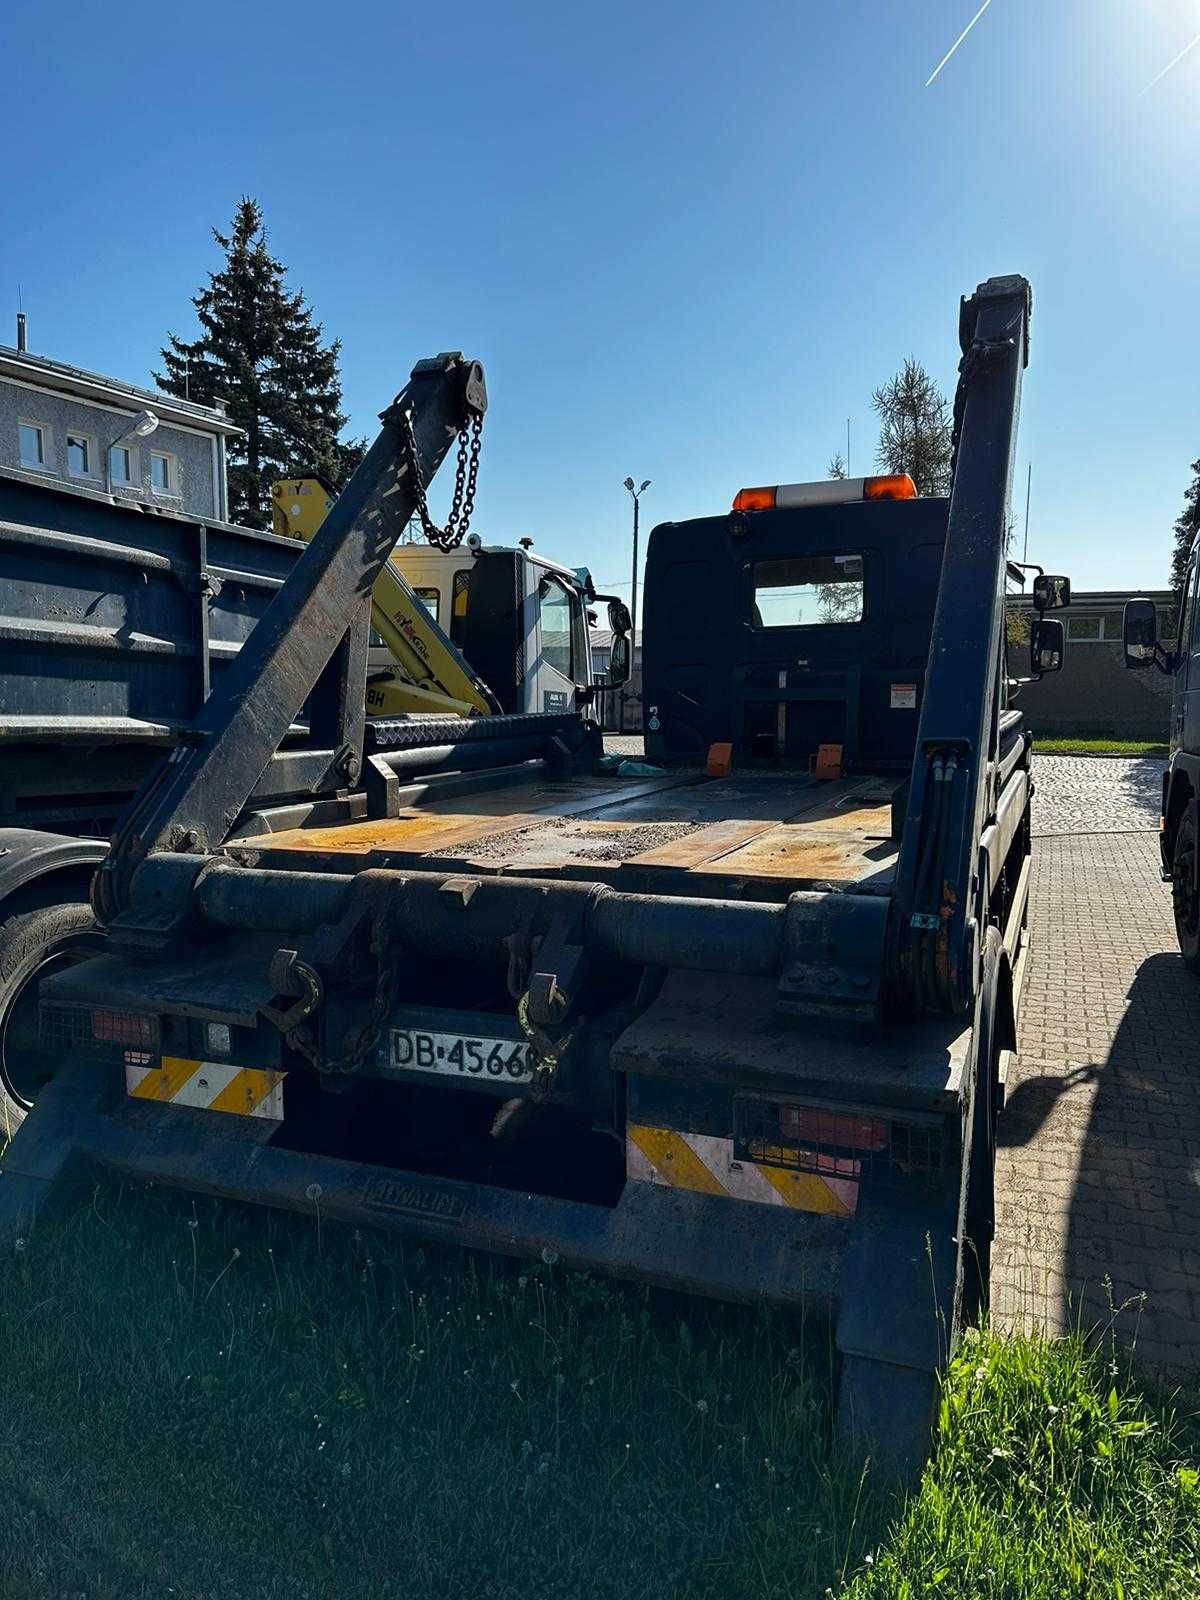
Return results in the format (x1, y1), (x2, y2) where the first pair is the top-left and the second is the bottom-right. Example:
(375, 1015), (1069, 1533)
(0, 893), (95, 1136)
(1171, 809), (1200, 973)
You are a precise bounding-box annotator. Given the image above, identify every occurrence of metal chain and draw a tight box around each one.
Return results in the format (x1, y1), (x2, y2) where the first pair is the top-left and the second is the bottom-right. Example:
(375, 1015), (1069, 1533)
(285, 928), (400, 1078)
(400, 407), (483, 552)
(515, 990), (574, 1102)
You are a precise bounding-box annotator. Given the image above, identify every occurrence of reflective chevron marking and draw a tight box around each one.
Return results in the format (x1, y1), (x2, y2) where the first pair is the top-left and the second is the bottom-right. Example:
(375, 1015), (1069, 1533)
(626, 1124), (856, 1217)
(126, 1058), (285, 1121)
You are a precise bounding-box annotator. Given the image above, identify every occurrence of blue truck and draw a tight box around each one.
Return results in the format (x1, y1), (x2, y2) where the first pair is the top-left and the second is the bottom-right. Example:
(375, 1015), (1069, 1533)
(1123, 578), (1200, 967)
(0, 282), (1069, 1473)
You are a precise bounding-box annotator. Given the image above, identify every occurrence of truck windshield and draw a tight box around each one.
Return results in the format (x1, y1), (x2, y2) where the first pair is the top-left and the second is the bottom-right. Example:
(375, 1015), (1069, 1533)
(752, 554), (864, 628)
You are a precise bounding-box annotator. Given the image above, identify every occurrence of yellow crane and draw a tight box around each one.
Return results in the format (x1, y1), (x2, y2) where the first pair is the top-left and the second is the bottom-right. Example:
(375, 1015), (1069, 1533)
(270, 477), (500, 719)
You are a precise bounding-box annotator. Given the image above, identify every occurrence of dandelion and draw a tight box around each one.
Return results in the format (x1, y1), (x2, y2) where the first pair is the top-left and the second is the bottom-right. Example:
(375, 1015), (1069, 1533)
(695, 1399), (709, 1414)
(517, 1276), (528, 1290)
(14, 1238), (25, 1255)
(541, 1246), (559, 1266)
(864, 1553), (874, 1567)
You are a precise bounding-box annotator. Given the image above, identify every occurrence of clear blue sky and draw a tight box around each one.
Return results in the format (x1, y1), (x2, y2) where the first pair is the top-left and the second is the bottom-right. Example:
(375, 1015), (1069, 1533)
(2, 0), (1197, 595)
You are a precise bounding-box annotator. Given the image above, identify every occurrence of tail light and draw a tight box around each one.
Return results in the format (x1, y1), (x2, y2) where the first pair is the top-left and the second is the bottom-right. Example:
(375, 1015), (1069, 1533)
(735, 1096), (944, 1187)
(91, 1010), (156, 1048)
(40, 1004), (159, 1054)
(779, 1104), (889, 1151)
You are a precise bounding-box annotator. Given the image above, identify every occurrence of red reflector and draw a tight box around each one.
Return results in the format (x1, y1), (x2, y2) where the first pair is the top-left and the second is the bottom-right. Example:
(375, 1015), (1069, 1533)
(780, 1105), (889, 1152)
(92, 1009), (154, 1047)
(732, 486), (777, 512)
(863, 473), (917, 501)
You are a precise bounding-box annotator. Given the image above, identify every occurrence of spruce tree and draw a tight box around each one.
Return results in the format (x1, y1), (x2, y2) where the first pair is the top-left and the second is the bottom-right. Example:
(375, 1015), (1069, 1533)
(1169, 459), (1200, 594)
(871, 358), (953, 497)
(156, 198), (364, 527)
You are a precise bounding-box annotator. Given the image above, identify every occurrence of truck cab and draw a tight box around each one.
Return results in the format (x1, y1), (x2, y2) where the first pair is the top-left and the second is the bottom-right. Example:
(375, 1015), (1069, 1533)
(644, 476), (951, 772)
(1124, 572), (1200, 967)
(388, 541), (601, 717)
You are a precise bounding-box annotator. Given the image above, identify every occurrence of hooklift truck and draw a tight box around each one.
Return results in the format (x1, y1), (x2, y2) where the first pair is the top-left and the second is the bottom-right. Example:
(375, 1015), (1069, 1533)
(0, 461), (625, 1104)
(1, 278), (1068, 1473)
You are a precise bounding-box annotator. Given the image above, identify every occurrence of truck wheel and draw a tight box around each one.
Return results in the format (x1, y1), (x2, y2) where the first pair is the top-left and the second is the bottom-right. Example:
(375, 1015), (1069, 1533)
(0, 894), (95, 1135)
(1171, 810), (1200, 973)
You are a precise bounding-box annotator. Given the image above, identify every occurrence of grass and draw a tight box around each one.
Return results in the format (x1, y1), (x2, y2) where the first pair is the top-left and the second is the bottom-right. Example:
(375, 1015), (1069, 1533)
(0, 1180), (1195, 1598)
(0, 1179), (892, 1600)
(843, 1328), (1200, 1600)
(1032, 736), (1168, 757)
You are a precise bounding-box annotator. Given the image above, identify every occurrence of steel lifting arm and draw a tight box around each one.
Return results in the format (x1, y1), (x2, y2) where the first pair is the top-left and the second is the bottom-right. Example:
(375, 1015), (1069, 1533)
(889, 276), (1031, 1015)
(95, 354), (487, 923)
(271, 479), (501, 718)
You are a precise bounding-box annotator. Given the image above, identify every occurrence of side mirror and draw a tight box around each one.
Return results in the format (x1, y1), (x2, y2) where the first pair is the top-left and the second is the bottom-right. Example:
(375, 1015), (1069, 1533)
(597, 633), (632, 689)
(607, 598), (632, 637)
(1033, 574), (1071, 612)
(1030, 615), (1065, 676)
(1123, 598), (1158, 671)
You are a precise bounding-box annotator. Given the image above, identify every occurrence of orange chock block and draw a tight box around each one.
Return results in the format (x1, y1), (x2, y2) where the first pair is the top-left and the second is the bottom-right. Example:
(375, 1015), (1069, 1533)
(705, 742), (733, 778)
(813, 743), (843, 780)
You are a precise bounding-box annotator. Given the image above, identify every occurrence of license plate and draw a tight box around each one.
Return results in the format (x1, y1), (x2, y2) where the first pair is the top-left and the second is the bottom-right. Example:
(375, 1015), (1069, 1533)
(389, 1028), (535, 1084)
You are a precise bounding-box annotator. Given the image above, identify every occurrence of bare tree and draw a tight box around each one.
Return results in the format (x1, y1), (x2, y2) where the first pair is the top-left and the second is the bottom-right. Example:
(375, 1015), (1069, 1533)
(871, 358), (953, 496)
(827, 451), (848, 480)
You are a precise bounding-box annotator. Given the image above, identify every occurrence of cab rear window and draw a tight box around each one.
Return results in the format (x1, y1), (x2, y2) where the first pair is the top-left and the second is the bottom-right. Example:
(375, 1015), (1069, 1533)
(752, 554), (864, 628)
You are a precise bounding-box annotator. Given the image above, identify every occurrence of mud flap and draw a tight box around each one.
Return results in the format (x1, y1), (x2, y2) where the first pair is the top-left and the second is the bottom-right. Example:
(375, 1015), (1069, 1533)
(0, 1058), (109, 1245)
(833, 1204), (958, 1475)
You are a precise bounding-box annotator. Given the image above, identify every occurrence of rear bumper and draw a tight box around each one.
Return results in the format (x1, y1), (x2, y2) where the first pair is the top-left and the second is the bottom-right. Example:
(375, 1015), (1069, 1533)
(0, 1063), (848, 1310)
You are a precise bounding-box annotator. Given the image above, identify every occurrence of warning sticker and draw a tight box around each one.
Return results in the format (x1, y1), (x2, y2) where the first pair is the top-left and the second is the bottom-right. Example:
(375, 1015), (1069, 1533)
(890, 683), (918, 710)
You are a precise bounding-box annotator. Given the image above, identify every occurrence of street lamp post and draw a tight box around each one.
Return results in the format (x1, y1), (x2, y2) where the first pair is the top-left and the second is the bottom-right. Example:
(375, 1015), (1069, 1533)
(105, 408), (160, 495)
(622, 477), (651, 738)
(622, 475), (651, 650)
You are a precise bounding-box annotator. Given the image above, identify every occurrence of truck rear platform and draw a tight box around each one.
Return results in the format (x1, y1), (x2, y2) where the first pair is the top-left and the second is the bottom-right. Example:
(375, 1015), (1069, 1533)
(1, 284), (1068, 1473)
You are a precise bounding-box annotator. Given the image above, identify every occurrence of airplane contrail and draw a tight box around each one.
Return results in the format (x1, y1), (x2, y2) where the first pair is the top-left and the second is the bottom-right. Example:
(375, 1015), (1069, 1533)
(1139, 30), (1200, 97)
(925, 0), (995, 87)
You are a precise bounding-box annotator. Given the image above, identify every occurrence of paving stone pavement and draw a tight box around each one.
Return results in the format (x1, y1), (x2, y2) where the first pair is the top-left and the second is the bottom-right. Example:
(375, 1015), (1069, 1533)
(1032, 753), (1163, 837)
(993, 829), (1200, 1374)
(598, 746), (1165, 838)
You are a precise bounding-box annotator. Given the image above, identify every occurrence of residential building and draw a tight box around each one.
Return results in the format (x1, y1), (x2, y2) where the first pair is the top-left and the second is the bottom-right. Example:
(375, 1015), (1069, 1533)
(1008, 587), (1175, 738)
(0, 319), (240, 521)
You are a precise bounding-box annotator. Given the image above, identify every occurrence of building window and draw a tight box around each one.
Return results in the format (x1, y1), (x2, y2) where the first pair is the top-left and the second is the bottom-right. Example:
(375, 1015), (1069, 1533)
(1067, 615), (1101, 641)
(18, 422), (48, 469)
(110, 445), (134, 486)
(150, 451), (175, 492)
(67, 432), (93, 477)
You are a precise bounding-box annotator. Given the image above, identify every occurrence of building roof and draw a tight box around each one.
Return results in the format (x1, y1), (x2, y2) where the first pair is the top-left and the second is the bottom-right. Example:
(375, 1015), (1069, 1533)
(590, 629), (643, 652)
(0, 344), (244, 437)
(1009, 588), (1173, 609)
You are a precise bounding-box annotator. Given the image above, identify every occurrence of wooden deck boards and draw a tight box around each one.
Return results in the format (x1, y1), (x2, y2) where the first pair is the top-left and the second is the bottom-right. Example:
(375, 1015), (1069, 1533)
(240, 769), (901, 894)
